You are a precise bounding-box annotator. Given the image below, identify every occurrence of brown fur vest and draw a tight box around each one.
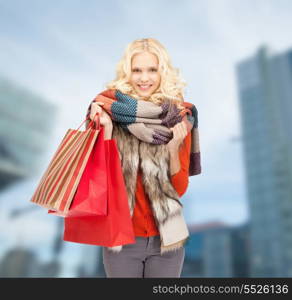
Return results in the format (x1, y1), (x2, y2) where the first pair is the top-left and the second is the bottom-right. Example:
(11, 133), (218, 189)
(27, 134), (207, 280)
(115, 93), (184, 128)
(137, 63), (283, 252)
(106, 122), (189, 254)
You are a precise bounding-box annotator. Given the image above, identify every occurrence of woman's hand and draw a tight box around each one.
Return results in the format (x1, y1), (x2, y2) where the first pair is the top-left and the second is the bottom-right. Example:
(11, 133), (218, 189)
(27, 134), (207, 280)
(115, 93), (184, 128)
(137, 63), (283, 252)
(167, 122), (188, 153)
(90, 101), (113, 128)
(89, 101), (113, 140)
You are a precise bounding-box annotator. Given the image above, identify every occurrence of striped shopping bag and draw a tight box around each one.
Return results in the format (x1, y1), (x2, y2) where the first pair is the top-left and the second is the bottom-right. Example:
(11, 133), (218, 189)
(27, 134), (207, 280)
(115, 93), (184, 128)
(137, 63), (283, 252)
(30, 115), (101, 215)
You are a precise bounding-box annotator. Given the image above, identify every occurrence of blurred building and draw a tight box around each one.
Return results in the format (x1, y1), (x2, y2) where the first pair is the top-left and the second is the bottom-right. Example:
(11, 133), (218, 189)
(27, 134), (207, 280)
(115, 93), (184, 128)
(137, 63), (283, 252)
(76, 245), (105, 277)
(236, 46), (292, 277)
(0, 76), (57, 190)
(230, 222), (250, 277)
(0, 247), (39, 277)
(0, 76), (59, 277)
(182, 221), (250, 277)
(0, 247), (60, 277)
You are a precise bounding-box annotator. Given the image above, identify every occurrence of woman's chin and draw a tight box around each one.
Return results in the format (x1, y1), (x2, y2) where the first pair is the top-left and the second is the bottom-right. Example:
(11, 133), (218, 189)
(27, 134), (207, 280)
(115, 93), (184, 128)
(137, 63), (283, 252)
(135, 89), (154, 98)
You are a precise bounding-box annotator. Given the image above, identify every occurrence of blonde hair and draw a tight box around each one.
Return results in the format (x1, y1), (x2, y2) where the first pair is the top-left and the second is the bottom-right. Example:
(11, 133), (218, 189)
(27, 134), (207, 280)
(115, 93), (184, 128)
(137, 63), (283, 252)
(105, 38), (187, 106)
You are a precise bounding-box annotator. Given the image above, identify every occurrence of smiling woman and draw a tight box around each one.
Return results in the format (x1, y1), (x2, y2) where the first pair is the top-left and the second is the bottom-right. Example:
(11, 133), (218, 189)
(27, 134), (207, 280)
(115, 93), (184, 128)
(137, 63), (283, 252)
(129, 52), (161, 97)
(106, 38), (187, 106)
(76, 37), (201, 278)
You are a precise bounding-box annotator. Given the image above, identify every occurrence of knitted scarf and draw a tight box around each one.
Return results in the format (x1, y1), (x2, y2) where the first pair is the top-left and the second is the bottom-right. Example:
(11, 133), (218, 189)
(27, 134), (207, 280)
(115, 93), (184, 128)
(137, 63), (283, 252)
(85, 89), (201, 176)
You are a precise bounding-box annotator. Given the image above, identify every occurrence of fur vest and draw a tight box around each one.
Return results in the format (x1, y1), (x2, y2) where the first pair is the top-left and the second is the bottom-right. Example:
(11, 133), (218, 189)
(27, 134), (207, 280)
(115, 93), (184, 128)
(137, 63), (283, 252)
(106, 122), (190, 255)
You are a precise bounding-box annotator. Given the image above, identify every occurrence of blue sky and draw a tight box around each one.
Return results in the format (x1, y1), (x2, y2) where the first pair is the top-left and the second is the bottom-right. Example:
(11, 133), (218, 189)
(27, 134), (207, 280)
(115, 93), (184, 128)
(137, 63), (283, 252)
(1, 0), (292, 276)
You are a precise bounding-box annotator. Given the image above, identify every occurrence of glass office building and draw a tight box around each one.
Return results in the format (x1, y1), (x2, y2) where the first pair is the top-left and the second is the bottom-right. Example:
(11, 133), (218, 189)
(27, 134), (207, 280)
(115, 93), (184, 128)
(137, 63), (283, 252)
(0, 77), (57, 190)
(182, 222), (249, 277)
(236, 46), (292, 277)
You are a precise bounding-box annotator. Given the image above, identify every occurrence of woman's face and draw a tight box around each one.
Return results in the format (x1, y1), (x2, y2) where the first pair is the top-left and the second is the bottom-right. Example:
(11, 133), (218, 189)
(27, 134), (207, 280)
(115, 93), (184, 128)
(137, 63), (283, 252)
(129, 51), (161, 98)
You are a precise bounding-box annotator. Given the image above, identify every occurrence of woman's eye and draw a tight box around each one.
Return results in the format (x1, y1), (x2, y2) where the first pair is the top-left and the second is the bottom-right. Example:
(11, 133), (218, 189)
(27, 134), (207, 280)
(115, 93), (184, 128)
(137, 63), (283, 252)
(150, 68), (157, 72)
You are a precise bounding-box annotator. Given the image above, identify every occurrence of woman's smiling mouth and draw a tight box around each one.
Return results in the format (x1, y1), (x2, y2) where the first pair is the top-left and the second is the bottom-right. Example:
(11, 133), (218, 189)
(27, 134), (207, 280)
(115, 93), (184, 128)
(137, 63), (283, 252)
(138, 84), (152, 90)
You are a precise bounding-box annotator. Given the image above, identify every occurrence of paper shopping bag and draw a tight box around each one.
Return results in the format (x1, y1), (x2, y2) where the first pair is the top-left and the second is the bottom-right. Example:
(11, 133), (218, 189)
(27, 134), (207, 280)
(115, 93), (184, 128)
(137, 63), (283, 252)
(48, 125), (108, 217)
(63, 138), (135, 247)
(30, 116), (101, 215)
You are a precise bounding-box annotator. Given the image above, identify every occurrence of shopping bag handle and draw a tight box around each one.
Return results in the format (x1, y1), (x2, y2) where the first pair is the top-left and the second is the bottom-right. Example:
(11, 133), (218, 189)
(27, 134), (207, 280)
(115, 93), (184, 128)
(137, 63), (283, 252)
(76, 113), (101, 131)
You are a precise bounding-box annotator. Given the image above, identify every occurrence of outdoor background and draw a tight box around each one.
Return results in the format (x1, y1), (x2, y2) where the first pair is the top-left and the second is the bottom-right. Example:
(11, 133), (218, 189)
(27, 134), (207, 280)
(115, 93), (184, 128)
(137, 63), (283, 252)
(0, 0), (291, 277)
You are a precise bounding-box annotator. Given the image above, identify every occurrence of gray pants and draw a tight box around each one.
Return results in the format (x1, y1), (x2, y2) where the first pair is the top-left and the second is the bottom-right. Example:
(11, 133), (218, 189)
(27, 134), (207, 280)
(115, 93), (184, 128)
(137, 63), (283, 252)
(102, 235), (185, 278)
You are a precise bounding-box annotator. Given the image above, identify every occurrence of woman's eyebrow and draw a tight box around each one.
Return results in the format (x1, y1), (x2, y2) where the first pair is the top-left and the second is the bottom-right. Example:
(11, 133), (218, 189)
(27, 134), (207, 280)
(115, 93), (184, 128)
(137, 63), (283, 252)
(132, 66), (158, 69)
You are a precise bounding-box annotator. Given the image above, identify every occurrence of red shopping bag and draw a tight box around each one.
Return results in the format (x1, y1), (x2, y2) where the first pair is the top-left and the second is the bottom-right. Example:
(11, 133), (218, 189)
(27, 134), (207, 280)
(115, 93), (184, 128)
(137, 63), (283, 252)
(63, 137), (135, 247)
(48, 125), (108, 217)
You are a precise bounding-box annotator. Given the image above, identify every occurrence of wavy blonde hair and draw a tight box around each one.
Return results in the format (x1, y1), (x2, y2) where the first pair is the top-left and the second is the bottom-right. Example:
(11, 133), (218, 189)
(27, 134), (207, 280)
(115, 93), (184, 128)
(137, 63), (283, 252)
(105, 38), (187, 106)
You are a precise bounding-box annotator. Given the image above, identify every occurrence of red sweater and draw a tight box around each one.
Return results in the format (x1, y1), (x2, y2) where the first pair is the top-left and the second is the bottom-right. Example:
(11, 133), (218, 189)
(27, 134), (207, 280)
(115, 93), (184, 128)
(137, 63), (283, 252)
(132, 132), (191, 237)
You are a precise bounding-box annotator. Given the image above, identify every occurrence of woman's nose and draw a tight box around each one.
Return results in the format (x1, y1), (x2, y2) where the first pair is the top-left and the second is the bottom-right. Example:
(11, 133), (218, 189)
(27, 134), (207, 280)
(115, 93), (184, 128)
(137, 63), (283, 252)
(140, 72), (150, 81)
